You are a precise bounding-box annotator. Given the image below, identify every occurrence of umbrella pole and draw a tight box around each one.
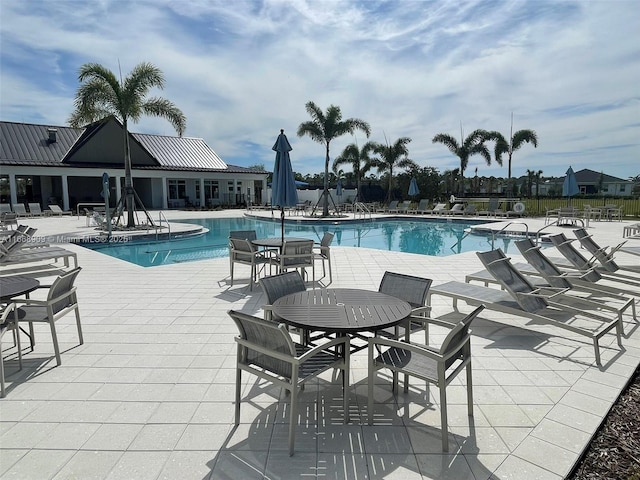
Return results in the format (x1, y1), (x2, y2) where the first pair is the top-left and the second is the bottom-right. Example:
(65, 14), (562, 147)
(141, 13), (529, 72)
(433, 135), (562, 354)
(281, 207), (285, 242)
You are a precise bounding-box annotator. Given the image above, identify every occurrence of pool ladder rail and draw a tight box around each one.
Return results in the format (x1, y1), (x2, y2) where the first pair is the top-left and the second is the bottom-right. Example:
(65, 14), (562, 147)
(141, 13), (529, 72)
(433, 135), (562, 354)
(155, 211), (171, 240)
(353, 202), (372, 220)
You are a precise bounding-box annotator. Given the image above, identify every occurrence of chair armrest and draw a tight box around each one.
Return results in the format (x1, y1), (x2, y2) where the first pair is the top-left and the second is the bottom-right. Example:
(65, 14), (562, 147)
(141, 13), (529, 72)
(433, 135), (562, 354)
(368, 336), (445, 362)
(407, 314), (456, 329)
(411, 306), (432, 316)
(296, 335), (350, 362)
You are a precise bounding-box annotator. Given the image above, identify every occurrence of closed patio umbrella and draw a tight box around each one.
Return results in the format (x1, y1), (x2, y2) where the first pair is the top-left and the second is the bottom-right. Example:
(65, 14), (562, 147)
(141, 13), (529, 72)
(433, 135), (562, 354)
(562, 166), (579, 206)
(272, 129), (298, 241)
(408, 177), (420, 198)
(336, 179), (343, 198)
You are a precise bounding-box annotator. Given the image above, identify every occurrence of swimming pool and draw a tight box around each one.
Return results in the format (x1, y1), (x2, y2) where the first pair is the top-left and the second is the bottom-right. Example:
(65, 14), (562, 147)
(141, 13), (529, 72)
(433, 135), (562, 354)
(79, 217), (508, 267)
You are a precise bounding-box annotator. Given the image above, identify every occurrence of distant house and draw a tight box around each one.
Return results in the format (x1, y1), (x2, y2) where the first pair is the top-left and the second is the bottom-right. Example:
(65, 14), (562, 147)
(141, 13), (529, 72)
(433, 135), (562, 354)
(529, 169), (634, 197)
(0, 118), (269, 211)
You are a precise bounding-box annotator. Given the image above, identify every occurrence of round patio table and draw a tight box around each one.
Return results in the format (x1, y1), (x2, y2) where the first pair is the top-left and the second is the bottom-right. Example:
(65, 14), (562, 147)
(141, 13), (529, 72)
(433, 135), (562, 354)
(0, 275), (40, 302)
(271, 288), (412, 336)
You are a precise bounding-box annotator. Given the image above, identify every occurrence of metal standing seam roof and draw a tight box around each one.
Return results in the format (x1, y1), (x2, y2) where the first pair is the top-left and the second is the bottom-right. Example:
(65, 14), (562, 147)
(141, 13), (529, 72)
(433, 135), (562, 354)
(0, 120), (265, 175)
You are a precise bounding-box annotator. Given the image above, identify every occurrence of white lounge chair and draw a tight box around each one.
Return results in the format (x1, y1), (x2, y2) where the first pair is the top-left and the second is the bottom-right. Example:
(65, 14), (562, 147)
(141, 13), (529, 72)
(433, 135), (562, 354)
(48, 205), (72, 216)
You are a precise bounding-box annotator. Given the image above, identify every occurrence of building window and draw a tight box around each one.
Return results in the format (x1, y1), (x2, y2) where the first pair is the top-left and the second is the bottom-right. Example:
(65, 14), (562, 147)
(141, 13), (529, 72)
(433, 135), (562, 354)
(620, 185), (626, 192)
(168, 179), (186, 200)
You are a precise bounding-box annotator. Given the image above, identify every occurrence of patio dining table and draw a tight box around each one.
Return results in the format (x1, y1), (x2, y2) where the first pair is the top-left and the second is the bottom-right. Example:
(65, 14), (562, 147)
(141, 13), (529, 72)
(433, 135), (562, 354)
(271, 288), (412, 350)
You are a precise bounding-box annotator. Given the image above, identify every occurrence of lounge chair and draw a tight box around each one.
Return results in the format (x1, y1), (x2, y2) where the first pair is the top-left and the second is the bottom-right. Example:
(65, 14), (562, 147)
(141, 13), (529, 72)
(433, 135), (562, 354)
(229, 309), (350, 456)
(376, 200), (399, 213)
(427, 203), (447, 215)
(397, 200), (412, 214)
(48, 205), (72, 216)
(27, 203), (44, 217)
(463, 204), (477, 216)
(368, 305), (485, 452)
(1, 212), (18, 230)
(620, 246), (640, 257)
(12, 204), (28, 217)
(444, 203), (465, 215)
(548, 233), (640, 285)
(414, 199), (431, 214)
(573, 228), (639, 274)
(427, 249), (624, 365)
(477, 198), (504, 217)
(0, 203), (11, 215)
(0, 226), (77, 268)
(465, 240), (636, 324)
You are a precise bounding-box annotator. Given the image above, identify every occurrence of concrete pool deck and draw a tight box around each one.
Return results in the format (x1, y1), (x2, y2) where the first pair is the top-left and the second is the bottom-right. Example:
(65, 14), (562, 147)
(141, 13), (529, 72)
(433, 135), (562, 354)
(1, 209), (639, 479)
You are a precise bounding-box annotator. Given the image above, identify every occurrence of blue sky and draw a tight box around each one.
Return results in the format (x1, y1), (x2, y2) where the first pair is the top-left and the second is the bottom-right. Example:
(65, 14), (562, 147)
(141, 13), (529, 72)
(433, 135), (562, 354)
(1, 0), (638, 180)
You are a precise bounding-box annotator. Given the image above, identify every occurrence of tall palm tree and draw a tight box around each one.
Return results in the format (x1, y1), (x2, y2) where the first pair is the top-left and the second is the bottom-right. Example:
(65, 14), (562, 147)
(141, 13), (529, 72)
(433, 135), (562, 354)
(489, 114), (538, 190)
(367, 137), (418, 203)
(333, 141), (375, 202)
(69, 62), (186, 227)
(297, 102), (370, 216)
(432, 128), (492, 195)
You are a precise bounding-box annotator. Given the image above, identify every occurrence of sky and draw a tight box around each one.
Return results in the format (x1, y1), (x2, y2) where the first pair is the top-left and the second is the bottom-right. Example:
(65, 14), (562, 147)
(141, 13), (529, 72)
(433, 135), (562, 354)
(1, 0), (639, 181)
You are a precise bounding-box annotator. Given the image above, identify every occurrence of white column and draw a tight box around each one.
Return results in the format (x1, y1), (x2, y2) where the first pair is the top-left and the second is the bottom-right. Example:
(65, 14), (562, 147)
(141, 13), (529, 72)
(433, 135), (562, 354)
(199, 178), (205, 208)
(61, 175), (69, 211)
(162, 177), (168, 209)
(115, 176), (122, 207)
(9, 174), (17, 206)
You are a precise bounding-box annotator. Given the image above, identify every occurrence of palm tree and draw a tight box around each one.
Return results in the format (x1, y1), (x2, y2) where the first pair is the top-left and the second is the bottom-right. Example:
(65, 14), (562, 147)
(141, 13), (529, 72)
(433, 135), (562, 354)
(489, 114), (538, 190)
(333, 142), (375, 202)
(432, 128), (492, 195)
(367, 137), (418, 203)
(69, 62), (186, 227)
(297, 102), (370, 216)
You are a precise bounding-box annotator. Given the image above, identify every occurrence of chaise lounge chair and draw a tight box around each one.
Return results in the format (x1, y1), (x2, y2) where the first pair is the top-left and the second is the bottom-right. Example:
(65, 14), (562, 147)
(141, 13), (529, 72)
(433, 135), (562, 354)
(27, 203), (44, 217)
(414, 199), (431, 214)
(427, 249), (624, 365)
(465, 239), (636, 325)
(573, 228), (640, 274)
(48, 205), (72, 216)
(427, 203), (447, 215)
(548, 233), (640, 286)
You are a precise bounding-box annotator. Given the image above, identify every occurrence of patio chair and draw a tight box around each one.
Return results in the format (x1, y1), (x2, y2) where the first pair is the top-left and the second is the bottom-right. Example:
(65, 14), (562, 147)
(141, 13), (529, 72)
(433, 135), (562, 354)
(368, 305), (485, 452)
(259, 271), (306, 321)
(463, 204), (477, 216)
(12, 204), (28, 217)
(313, 232), (334, 284)
(573, 228), (639, 275)
(1, 304), (23, 398)
(427, 249), (623, 365)
(48, 205), (72, 216)
(0, 203), (11, 215)
(271, 239), (315, 282)
(387, 200), (401, 213)
(28, 203), (44, 217)
(620, 246), (640, 257)
(229, 309), (350, 456)
(13, 267), (83, 366)
(548, 233), (640, 285)
(377, 271), (432, 340)
(229, 237), (272, 290)
(397, 200), (412, 213)
(444, 203), (465, 215)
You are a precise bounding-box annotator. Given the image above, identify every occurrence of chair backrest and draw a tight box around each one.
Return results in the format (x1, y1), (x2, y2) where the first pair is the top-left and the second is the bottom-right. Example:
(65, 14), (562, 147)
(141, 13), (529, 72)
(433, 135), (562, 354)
(230, 230), (257, 241)
(388, 200), (399, 210)
(0, 303), (16, 328)
(279, 239), (314, 268)
(0, 203), (11, 214)
(260, 271), (306, 304)
(28, 203), (42, 214)
(49, 204), (62, 213)
(319, 232), (334, 252)
(547, 233), (591, 269)
(378, 271), (432, 309)
(417, 199), (429, 210)
(229, 237), (258, 263)
(229, 309), (295, 378)
(12, 204), (27, 215)
(48, 267), (82, 314)
(450, 203), (464, 212)
(464, 204), (476, 215)
(573, 228), (619, 272)
(514, 239), (572, 289)
(487, 197), (499, 211)
(476, 249), (548, 313)
(439, 305), (484, 368)
(433, 203), (446, 211)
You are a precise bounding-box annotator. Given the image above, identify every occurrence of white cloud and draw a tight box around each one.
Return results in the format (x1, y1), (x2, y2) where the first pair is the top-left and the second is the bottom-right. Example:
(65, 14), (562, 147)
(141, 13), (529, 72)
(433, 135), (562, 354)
(1, 0), (638, 180)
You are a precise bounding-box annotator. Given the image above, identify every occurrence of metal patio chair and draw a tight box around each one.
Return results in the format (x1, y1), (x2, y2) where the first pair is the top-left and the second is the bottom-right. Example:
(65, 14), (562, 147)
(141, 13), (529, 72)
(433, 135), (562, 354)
(313, 232), (334, 284)
(229, 309), (350, 456)
(368, 305), (485, 452)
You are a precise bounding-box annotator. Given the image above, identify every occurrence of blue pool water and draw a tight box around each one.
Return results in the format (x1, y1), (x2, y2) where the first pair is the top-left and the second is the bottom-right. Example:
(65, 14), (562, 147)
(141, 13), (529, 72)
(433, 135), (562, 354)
(80, 217), (510, 267)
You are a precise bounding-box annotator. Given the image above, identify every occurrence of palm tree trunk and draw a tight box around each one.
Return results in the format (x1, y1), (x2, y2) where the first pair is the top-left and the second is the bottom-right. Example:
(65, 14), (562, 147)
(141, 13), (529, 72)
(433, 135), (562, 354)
(123, 119), (135, 228)
(323, 143), (330, 217)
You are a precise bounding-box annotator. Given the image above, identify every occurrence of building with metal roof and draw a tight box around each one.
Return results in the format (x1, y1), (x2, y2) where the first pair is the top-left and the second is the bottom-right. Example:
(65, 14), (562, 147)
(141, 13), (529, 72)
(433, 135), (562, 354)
(0, 118), (269, 211)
